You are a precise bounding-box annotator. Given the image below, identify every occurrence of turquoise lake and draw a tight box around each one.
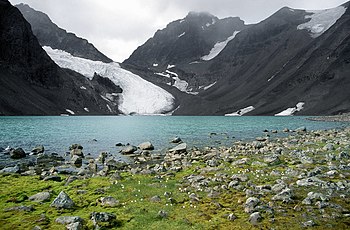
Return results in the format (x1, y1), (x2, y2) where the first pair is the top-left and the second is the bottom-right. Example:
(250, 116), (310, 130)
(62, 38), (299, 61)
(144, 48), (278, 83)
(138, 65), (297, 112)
(0, 116), (347, 158)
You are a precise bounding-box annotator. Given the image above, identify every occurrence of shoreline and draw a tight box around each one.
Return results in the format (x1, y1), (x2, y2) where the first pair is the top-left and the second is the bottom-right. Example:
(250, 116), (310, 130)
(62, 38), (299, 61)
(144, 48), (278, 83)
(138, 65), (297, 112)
(0, 126), (350, 229)
(307, 113), (350, 122)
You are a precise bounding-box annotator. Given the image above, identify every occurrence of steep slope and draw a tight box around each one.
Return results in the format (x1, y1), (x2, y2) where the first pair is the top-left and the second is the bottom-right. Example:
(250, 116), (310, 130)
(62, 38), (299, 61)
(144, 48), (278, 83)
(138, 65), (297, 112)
(0, 0), (118, 115)
(132, 3), (349, 116)
(123, 12), (247, 95)
(193, 3), (350, 116)
(16, 3), (112, 63)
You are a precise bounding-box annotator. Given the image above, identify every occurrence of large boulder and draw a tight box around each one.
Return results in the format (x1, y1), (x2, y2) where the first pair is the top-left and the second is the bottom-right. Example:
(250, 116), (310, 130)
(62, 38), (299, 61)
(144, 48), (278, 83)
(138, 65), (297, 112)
(10, 148), (26, 159)
(169, 143), (187, 153)
(36, 153), (64, 167)
(71, 155), (82, 168)
(29, 192), (51, 202)
(90, 212), (116, 228)
(69, 144), (84, 158)
(50, 191), (75, 209)
(31, 145), (44, 155)
(120, 145), (137, 155)
(138, 142), (154, 150)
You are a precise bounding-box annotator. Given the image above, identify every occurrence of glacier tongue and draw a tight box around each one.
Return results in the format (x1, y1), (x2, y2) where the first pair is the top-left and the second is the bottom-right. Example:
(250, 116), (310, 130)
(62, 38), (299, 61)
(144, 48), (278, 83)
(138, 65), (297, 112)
(44, 46), (175, 115)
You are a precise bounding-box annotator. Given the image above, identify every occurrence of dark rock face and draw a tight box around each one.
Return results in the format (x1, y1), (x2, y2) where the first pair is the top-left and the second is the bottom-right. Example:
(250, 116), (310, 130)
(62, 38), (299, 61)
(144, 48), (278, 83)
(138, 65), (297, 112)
(123, 4), (350, 116)
(0, 0), (119, 115)
(16, 3), (112, 63)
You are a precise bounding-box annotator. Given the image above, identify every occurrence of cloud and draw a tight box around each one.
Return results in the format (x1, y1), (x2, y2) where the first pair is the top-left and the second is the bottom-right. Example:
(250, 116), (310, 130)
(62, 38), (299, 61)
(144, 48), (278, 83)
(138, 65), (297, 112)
(9, 0), (348, 62)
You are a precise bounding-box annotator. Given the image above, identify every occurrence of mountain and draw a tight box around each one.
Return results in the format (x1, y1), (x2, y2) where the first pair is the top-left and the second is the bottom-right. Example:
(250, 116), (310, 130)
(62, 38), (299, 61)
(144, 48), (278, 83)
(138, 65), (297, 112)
(0, 0), (119, 115)
(123, 12), (248, 95)
(15, 3), (175, 115)
(124, 3), (350, 116)
(16, 3), (112, 63)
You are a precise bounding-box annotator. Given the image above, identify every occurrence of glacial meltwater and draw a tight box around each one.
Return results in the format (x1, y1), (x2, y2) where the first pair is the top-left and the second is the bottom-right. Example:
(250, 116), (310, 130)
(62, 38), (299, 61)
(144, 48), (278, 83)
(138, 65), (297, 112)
(0, 116), (347, 159)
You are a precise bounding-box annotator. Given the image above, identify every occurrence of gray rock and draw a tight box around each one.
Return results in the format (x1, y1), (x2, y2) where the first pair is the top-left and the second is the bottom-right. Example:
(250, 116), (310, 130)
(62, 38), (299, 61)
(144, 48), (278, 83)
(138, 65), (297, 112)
(31, 145), (44, 155)
(295, 126), (306, 132)
(69, 144), (83, 150)
(272, 188), (293, 203)
(90, 212), (116, 226)
(120, 145), (137, 154)
(256, 137), (267, 142)
(99, 196), (119, 207)
(10, 148), (26, 159)
(50, 191), (75, 209)
(232, 158), (249, 166)
(43, 175), (62, 182)
(158, 210), (168, 218)
(105, 158), (128, 170)
(323, 143), (335, 151)
(249, 212), (263, 225)
(36, 153), (64, 167)
(302, 220), (316, 227)
(227, 213), (237, 221)
(5, 205), (33, 212)
(96, 152), (108, 164)
(71, 155), (82, 168)
(32, 226), (42, 230)
(138, 142), (154, 150)
(189, 193), (200, 202)
(251, 161), (268, 167)
(302, 192), (328, 205)
(171, 137), (182, 143)
(264, 155), (281, 165)
(0, 165), (20, 174)
(66, 222), (83, 230)
(29, 192), (50, 202)
(150, 195), (161, 202)
(55, 216), (83, 225)
(245, 197), (260, 213)
(169, 143), (187, 153)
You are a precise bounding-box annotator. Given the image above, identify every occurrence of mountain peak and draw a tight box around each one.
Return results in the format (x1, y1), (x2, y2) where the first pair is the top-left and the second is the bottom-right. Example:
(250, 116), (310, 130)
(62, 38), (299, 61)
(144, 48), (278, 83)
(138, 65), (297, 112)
(187, 11), (215, 18)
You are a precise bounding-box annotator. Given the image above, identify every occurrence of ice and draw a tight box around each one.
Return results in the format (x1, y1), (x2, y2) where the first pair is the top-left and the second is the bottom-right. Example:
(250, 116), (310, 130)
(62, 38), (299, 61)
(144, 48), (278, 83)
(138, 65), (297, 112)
(275, 102), (305, 116)
(201, 31), (240, 61)
(166, 70), (178, 77)
(65, 109), (75, 115)
(80, 86), (87, 90)
(173, 76), (189, 92)
(84, 107), (89, 112)
(178, 32), (186, 38)
(203, 81), (216, 90)
(297, 6), (346, 38)
(153, 63), (158, 67)
(225, 106), (255, 116)
(44, 46), (174, 115)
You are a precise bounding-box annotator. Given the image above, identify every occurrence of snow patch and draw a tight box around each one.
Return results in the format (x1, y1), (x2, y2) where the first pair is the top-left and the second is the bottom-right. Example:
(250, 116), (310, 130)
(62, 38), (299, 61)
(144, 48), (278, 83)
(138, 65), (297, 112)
(180, 19), (185, 23)
(44, 46), (174, 115)
(106, 104), (112, 113)
(206, 18), (216, 27)
(155, 72), (171, 78)
(201, 31), (240, 61)
(84, 107), (89, 112)
(153, 63), (158, 67)
(178, 32), (186, 38)
(167, 64), (176, 69)
(297, 6), (346, 38)
(65, 109), (75, 115)
(166, 70), (178, 77)
(100, 95), (111, 102)
(275, 102), (305, 116)
(203, 81), (216, 90)
(225, 106), (255, 116)
(80, 86), (87, 90)
(189, 61), (201, 64)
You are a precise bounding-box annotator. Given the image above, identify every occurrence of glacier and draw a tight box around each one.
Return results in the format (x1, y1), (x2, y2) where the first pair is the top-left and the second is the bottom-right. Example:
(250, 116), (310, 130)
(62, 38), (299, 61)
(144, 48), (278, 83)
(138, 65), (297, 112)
(44, 46), (175, 115)
(297, 6), (347, 38)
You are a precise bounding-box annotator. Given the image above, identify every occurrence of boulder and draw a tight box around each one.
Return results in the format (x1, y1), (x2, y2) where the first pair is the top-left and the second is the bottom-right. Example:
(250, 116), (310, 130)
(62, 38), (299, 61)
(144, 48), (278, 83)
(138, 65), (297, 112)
(138, 142), (154, 150)
(31, 145), (44, 155)
(69, 144), (83, 150)
(150, 195), (161, 202)
(98, 197), (119, 207)
(170, 137), (182, 143)
(29, 192), (51, 202)
(249, 212), (263, 225)
(36, 153), (64, 167)
(10, 148), (26, 159)
(169, 143), (187, 153)
(0, 165), (20, 174)
(120, 145), (137, 154)
(158, 210), (168, 219)
(69, 144), (84, 157)
(90, 212), (116, 227)
(66, 222), (83, 230)
(96, 152), (108, 164)
(50, 191), (75, 209)
(245, 197), (260, 213)
(55, 216), (83, 225)
(43, 175), (62, 182)
(71, 155), (82, 168)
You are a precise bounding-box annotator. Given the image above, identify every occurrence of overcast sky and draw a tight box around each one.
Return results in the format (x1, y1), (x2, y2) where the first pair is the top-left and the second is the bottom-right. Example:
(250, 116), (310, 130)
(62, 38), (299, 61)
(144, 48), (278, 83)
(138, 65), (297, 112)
(9, 0), (348, 62)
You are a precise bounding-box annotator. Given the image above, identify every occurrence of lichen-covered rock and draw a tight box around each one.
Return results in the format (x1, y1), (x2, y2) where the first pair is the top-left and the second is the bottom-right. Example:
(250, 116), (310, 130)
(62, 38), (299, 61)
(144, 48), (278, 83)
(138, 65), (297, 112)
(50, 191), (75, 209)
(29, 192), (50, 202)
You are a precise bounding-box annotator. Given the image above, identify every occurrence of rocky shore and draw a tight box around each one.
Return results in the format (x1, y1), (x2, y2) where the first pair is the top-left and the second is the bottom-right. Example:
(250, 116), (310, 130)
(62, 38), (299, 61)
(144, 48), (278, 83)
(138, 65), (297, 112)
(308, 113), (350, 122)
(1, 127), (350, 229)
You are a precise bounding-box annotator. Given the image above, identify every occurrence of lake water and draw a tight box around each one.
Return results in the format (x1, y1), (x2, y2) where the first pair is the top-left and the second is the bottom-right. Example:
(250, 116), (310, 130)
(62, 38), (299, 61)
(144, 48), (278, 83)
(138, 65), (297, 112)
(0, 116), (347, 158)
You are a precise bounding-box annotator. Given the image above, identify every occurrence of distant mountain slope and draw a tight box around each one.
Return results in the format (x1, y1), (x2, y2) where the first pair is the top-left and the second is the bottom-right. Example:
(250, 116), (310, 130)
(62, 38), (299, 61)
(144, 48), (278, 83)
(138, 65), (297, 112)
(124, 3), (350, 116)
(16, 3), (113, 63)
(0, 0), (118, 115)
